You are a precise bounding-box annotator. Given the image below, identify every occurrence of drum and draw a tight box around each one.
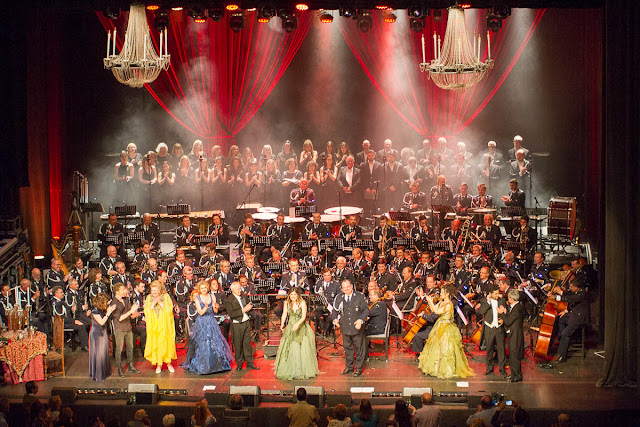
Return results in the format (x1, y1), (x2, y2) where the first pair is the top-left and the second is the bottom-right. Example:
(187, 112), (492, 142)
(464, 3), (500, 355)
(324, 206), (363, 216)
(257, 207), (280, 214)
(548, 197), (577, 238)
(253, 212), (277, 235)
(320, 214), (344, 237)
(284, 216), (305, 240)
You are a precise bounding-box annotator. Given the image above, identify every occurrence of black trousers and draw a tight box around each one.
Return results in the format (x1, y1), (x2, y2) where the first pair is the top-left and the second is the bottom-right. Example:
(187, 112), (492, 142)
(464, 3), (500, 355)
(231, 320), (253, 365)
(557, 317), (582, 359)
(508, 345), (523, 381)
(410, 325), (434, 353)
(64, 317), (89, 347)
(484, 325), (506, 372)
(343, 332), (366, 372)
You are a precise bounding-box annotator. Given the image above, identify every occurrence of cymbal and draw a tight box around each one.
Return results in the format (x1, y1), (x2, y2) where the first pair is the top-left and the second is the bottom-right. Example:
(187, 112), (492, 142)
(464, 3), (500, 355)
(471, 208), (497, 213)
(549, 270), (563, 280)
(532, 152), (550, 157)
(105, 152), (122, 157)
(410, 210), (432, 215)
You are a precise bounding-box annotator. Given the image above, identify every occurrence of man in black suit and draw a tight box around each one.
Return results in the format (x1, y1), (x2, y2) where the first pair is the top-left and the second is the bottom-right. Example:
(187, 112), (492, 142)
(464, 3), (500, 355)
(499, 289), (525, 382)
(134, 213), (161, 250)
(509, 149), (532, 178)
(175, 215), (201, 261)
(213, 260), (234, 290)
(332, 280), (369, 376)
(501, 179), (526, 208)
(476, 284), (507, 376)
(475, 214), (502, 251)
(98, 213), (125, 259)
(303, 213), (331, 241)
(224, 281), (259, 371)
(359, 150), (382, 215)
(453, 182), (473, 216)
(554, 280), (590, 363)
(382, 151), (407, 211)
(355, 139), (373, 166)
(337, 156), (361, 206)
(507, 135), (530, 161)
(376, 138), (399, 163)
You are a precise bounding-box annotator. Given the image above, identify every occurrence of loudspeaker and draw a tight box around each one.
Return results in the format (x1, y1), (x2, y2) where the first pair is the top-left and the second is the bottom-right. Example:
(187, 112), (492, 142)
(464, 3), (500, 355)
(229, 385), (261, 407)
(468, 395), (483, 409)
(51, 387), (76, 406)
(327, 394), (351, 408)
(402, 387), (433, 408)
(263, 338), (280, 358)
(128, 383), (159, 405)
(205, 392), (229, 406)
(294, 386), (325, 408)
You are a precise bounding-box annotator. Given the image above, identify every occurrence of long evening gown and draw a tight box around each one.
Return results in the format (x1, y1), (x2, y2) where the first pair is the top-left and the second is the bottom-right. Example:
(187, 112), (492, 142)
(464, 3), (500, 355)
(181, 295), (233, 374)
(144, 293), (177, 366)
(418, 302), (475, 379)
(89, 308), (111, 381)
(274, 306), (319, 380)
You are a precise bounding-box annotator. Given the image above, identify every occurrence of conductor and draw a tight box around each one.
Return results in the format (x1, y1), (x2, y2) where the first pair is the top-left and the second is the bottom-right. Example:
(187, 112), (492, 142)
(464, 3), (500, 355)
(332, 280), (369, 376)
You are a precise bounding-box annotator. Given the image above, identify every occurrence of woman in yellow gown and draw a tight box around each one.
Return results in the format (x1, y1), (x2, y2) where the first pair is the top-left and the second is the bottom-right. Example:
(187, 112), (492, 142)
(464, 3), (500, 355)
(144, 281), (177, 373)
(418, 283), (475, 379)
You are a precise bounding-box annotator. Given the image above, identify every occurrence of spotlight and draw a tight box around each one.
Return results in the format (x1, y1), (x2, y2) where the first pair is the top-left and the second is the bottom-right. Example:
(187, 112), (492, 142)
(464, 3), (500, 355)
(459, 3), (472, 8)
(154, 14), (170, 31)
(339, 8), (356, 18)
(146, 4), (160, 11)
(376, 5), (390, 10)
(493, 5), (511, 19)
(486, 12), (502, 32)
(194, 17), (206, 23)
(278, 8), (293, 19)
(171, 7), (184, 12)
(408, 6), (428, 19)
(104, 7), (120, 19)
(188, 7), (206, 22)
(357, 11), (372, 33)
(226, 2), (240, 12)
(259, 5), (275, 19)
(319, 12), (333, 23)
(383, 12), (396, 23)
(229, 13), (245, 32)
(209, 8), (224, 22)
(295, 3), (309, 11)
(281, 14), (298, 32)
(432, 9), (442, 22)
(409, 17), (425, 33)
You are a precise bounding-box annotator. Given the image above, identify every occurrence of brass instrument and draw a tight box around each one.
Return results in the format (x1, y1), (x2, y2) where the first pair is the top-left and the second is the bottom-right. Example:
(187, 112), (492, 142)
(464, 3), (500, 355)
(455, 219), (472, 253)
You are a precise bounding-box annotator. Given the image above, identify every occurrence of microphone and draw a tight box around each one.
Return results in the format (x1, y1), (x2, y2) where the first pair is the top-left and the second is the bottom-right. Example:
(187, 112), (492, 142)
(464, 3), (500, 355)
(534, 197), (539, 204)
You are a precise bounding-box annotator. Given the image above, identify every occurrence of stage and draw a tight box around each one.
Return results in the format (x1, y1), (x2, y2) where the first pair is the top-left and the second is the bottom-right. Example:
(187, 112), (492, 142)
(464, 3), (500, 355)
(2, 330), (638, 426)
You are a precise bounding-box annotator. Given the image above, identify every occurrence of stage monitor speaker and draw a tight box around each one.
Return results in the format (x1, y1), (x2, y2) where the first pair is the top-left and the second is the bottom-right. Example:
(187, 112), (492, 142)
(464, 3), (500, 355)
(229, 385), (261, 407)
(263, 339), (280, 358)
(468, 395), (483, 409)
(293, 386), (325, 408)
(402, 387), (433, 408)
(51, 387), (76, 406)
(327, 394), (352, 408)
(128, 383), (159, 405)
(205, 392), (229, 406)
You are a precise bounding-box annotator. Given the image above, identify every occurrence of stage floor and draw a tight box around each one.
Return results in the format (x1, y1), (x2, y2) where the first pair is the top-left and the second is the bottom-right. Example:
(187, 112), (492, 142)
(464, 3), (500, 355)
(2, 331), (636, 414)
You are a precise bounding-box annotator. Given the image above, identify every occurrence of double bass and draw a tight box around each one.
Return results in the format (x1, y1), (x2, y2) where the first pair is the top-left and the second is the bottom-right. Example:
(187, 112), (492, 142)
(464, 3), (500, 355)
(533, 266), (576, 359)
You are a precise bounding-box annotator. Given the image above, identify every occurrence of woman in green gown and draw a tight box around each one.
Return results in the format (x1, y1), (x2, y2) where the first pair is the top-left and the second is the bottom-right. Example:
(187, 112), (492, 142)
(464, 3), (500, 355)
(274, 287), (319, 380)
(418, 283), (475, 379)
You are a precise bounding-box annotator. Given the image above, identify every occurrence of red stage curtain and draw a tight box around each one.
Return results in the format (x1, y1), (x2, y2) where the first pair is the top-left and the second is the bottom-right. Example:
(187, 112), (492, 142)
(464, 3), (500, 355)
(98, 11), (313, 152)
(339, 9), (545, 138)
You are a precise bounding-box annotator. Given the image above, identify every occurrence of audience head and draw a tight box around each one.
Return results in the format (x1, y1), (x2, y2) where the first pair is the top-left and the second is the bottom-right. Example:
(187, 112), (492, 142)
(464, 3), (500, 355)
(333, 404), (348, 421)
(480, 395), (493, 409)
(296, 387), (307, 402)
(421, 393), (434, 405)
(193, 400), (213, 425)
(162, 414), (176, 427)
(229, 393), (244, 410)
(25, 380), (38, 394)
(358, 398), (373, 421)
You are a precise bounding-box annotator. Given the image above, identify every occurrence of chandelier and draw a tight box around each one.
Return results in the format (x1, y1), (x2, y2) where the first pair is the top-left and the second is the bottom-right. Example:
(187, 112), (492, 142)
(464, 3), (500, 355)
(420, 6), (493, 91)
(103, 3), (170, 88)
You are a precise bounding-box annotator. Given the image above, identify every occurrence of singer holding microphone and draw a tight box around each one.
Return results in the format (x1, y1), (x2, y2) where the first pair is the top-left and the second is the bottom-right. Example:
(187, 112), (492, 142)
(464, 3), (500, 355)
(289, 179), (316, 207)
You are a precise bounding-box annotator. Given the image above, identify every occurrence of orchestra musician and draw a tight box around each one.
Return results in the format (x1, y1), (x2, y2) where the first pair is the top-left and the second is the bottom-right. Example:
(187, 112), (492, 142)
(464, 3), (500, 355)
(338, 215), (363, 243)
(267, 212), (293, 258)
(237, 213), (262, 247)
(237, 243), (254, 263)
(132, 240), (157, 268)
(334, 257), (357, 285)
(167, 250), (192, 279)
(414, 251), (436, 280)
(453, 182), (473, 216)
(402, 182), (428, 211)
(441, 219), (463, 244)
(238, 255), (263, 284)
(98, 213), (125, 259)
(501, 178), (526, 208)
(275, 258), (309, 317)
(141, 258), (159, 284)
(302, 245), (322, 267)
(552, 279), (590, 364)
(199, 243), (225, 275)
(88, 268), (109, 302)
(266, 249), (288, 265)
(530, 252), (550, 284)
(366, 288), (389, 336)
(450, 254), (473, 328)
(472, 183), (494, 209)
(213, 260), (234, 291)
(410, 215), (434, 244)
(467, 245), (490, 272)
(0, 284), (12, 326)
(313, 268), (341, 336)
(304, 212), (330, 240)
(10, 278), (47, 333)
(410, 276), (441, 353)
(501, 251), (522, 286)
(373, 215), (398, 260)
(350, 248), (372, 284)
(475, 214), (503, 250)
(99, 245), (122, 279)
(391, 246), (414, 274)
(134, 213), (161, 251)
(290, 179), (315, 207)
(51, 285), (89, 352)
(175, 215), (201, 260)
(392, 267), (419, 315)
(371, 260), (398, 291)
(512, 215), (538, 258)
(206, 213), (230, 246)
(111, 261), (134, 293)
(69, 259), (88, 291)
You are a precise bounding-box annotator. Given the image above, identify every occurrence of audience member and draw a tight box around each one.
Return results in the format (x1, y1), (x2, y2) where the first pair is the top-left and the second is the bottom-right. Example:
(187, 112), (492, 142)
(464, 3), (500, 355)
(163, 414), (176, 427)
(470, 420), (487, 427)
(553, 413), (572, 427)
(466, 396), (497, 426)
(23, 381), (40, 415)
(127, 409), (150, 427)
(48, 396), (62, 424)
(386, 399), (415, 427)
(327, 403), (351, 427)
(491, 401), (529, 427)
(352, 398), (377, 427)
(56, 407), (79, 427)
(0, 396), (8, 427)
(192, 400), (216, 427)
(413, 393), (441, 427)
(29, 400), (50, 427)
(287, 387), (320, 427)
(224, 393), (251, 425)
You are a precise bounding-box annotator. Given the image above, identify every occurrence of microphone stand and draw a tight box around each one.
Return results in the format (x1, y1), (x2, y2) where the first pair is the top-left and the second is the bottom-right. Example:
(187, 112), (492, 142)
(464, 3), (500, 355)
(239, 183), (257, 209)
(262, 154), (268, 208)
(146, 156), (152, 213)
(199, 157), (206, 212)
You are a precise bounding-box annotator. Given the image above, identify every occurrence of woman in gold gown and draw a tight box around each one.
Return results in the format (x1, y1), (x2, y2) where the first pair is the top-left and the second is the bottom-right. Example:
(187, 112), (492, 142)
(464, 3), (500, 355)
(418, 283), (475, 379)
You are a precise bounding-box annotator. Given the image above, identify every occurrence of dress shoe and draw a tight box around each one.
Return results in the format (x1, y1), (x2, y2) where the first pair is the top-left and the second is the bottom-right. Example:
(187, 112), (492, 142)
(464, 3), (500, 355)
(81, 346), (89, 352)
(353, 371), (362, 377)
(509, 378), (522, 383)
(484, 370), (493, 375)
(236, 366), (244, 371)
(129, 365), (141, 374)
(155, 366), (162, 374)
(117, 366), (125, 377)
(500, 370), (507, 376)
(556, 356), (567, 364)
(247, 364), (260, 370)
(340, 369), (351, 375)
(504, 375), (512, 380)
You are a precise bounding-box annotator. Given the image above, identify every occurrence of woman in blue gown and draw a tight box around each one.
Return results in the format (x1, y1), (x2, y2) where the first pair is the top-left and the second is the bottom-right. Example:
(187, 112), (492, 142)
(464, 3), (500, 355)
(181, 281), (233, 374)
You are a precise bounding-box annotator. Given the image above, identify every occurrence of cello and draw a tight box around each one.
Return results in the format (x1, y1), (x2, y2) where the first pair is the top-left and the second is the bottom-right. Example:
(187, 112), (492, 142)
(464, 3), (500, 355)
(402, 289), (441, 344)
(533, 266), (576, 359)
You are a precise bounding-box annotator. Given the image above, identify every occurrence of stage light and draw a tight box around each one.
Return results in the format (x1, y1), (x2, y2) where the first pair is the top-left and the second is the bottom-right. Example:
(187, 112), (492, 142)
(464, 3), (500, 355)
(171, 7), (184, 12)
(209, 8), (224, 22)
(357, 12), (372, 33)
(383, 12), (396, 23)
(493, 5), (511, 19)
(432, 9), (442, 22)
(229, 13), (245, 32)
(486, 13), (502, 32)
(319, 12), (333, 23)
(226, 2), (240, 11)
(278, 8), (293, 19)
(295, 3), (309, 11)
(259, 5), (276, 19)
(281, 14), (298, 33)
(339, 8), (355, 18)
(34, 255), (45, 260)
(104, 8), (121, 19)
(459, 3), (472, 9)
(376, 5), (390, 10)
(409, 17), (425, 33)
(146, 4), (160, 11)
(188, 7), (206, 22)
(194, 17), (206, 23)
(408, 5), (428, 18)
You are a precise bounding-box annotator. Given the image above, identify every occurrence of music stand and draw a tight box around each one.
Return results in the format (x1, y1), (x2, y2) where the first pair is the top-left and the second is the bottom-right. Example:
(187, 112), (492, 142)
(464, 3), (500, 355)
(431, 204), (454, 235)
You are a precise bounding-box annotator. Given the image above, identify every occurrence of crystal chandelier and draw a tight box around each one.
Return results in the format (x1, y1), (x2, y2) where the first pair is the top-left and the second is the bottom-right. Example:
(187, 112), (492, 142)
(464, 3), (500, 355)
(103, 3), (170, 88)
(419, 6), (493, 91)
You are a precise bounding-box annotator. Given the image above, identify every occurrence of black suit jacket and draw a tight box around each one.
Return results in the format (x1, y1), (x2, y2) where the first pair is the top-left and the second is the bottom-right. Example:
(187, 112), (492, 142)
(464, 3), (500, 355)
(134, 222), (161, 249)
(313, 279), (341, 305)
(359, 161), (383, 190)
(331, 292), (369, 336)
(477, 297), (506, 328)
(337, 167), (361, 193)
(500, 301), (525, 359)
(224, 293), (250, 323)
(366, 301), (388, 336)
(561, 288), (589, 325)
(504, 189), (525, 208)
